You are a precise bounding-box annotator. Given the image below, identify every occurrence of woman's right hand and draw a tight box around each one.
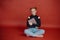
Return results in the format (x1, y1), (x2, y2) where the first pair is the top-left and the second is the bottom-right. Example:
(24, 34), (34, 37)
(29, 22), (33, 25)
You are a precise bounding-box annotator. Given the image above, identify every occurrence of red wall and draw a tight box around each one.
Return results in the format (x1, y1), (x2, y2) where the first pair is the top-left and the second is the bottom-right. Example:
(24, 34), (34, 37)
(0, 0), (60, 28)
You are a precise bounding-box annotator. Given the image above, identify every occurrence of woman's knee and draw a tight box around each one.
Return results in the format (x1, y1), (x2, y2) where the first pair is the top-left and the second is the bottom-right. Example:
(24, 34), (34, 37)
(24, 29), (28, 33)
(40, 29), (45, 34)
(24, 29), (29, 34)
(38, 29), (45, 34)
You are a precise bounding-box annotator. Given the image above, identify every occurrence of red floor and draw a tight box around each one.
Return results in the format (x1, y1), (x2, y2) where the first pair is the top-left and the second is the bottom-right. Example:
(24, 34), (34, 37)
(1, 26), (60, 40)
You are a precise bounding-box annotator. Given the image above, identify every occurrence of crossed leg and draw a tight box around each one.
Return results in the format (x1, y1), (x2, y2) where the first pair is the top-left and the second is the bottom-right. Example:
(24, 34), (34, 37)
(24, 28), (45, 37)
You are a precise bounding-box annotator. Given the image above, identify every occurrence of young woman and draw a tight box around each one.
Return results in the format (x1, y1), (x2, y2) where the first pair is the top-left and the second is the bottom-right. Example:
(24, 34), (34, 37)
(24, 7), (45, 37)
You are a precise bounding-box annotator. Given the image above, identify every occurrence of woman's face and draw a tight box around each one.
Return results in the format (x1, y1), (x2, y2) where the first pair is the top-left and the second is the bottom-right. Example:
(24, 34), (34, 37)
(31, 9), (37, 16)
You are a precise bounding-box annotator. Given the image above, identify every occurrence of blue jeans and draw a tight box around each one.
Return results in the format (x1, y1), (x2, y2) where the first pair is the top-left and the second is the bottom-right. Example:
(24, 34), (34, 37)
(24, 28), (45, 36)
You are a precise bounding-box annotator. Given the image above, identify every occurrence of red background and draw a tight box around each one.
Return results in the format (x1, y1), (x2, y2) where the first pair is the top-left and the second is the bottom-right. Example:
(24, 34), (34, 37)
(0, 0), (60, 28)
(0, 0), (60, 40)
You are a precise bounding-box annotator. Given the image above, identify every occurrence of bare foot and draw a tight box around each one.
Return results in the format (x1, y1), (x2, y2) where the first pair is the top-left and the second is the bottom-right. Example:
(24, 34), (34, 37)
(32, 35), (44, 37)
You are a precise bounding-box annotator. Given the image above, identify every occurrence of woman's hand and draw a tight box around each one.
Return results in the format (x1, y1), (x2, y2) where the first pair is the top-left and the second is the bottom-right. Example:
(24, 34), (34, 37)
(29, 22), (33, 25)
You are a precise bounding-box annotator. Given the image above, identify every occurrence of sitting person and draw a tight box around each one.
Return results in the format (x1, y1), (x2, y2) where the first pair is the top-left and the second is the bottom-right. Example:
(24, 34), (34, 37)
(24, 7), (45, 37)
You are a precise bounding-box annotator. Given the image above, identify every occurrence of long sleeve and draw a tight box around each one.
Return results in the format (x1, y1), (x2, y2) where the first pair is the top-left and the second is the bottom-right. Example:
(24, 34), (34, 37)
(27, 17), (30, 27)
(37, 18), (41, 27)
(27, 17), (32, 28)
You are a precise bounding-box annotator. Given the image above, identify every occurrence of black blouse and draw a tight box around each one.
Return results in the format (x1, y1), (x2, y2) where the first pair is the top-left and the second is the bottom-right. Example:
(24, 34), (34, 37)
(27, 15), (41, 28)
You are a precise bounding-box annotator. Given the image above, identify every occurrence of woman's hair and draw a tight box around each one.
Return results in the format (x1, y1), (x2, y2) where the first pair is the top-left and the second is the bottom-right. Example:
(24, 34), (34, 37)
(30, 7), (37, 10)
